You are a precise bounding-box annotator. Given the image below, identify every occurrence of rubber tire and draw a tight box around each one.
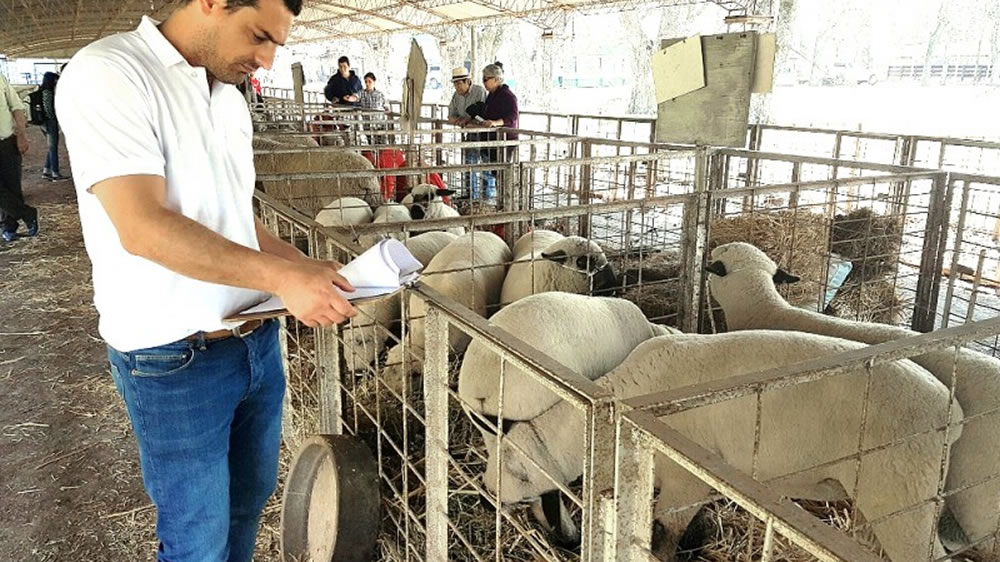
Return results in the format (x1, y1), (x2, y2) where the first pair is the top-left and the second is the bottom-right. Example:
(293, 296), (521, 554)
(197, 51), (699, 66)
(281, 434), (380, 562)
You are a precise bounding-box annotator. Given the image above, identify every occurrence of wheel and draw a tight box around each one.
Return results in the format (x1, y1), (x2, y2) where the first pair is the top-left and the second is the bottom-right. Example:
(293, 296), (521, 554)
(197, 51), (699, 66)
(281, 435), (380, 562)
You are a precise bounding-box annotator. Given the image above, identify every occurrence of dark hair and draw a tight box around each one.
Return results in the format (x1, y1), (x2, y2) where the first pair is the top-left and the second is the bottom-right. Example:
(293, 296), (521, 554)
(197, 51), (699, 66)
(494, 61), (503, 70)
(41, 71), (59, 90)
(364, 72), (376, 81)
(224, 0), (302, 17)
(338, 56), (350, 66)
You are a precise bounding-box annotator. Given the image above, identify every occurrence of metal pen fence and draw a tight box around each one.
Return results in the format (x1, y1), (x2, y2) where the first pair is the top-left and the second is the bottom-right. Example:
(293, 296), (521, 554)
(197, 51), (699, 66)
(254, 158), (1000, 562)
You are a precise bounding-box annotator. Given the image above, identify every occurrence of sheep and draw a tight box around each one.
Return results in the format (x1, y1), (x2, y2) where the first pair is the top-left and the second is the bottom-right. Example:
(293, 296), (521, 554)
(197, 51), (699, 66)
(706, 241), (1000, 553)
(356, 203), (412, 248)
(499, 231), (618, 305)
(459, 292), (664, 422)
(484, 330), (963, 562)
(340, 232), (458, 372)
(383, 232), (511, 388)
(254, 148), (382, 217)
(402, 184), (466, 237)
(313, 196), (373, 227)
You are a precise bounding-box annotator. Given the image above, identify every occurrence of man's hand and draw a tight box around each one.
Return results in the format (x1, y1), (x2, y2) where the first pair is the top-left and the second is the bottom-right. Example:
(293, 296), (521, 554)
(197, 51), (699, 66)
(276, 260), (358, 327)
(344, 94), (359, 103)
(16, 135), (28, 154)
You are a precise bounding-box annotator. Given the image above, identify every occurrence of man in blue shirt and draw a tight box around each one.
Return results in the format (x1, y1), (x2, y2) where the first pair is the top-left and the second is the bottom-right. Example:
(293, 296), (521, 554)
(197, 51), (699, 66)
(324, 56), (362, 106)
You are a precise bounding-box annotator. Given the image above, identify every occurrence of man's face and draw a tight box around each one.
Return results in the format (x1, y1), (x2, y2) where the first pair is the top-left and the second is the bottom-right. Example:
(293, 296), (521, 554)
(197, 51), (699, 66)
(339, 62), (350, 77)
(364, 77), (375, 90)
(454, 79), (470, 95)
(195, 0), (292, 85)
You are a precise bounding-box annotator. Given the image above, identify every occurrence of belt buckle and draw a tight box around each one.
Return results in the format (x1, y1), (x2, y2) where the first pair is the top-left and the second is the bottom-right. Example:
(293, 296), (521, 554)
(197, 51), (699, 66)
(232, 319), (262, 339)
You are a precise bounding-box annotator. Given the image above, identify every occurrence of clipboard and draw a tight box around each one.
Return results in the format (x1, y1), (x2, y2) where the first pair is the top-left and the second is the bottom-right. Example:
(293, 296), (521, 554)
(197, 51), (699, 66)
(224, 285), (413, 322)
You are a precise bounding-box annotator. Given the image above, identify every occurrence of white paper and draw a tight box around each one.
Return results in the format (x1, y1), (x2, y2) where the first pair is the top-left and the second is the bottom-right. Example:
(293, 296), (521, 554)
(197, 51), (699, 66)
(652, 34), (706, 104)
(228, 239), (424, 319)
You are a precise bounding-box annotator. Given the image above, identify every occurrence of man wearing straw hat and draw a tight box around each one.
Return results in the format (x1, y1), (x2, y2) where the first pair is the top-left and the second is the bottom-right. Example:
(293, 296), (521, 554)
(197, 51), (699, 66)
(448, 66), (488, 199)
(55, 0), (357, 559)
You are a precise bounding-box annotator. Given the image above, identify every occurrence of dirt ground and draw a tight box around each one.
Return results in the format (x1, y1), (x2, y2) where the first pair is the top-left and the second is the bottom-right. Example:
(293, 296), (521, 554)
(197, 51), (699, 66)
(0, 133), (285, 560)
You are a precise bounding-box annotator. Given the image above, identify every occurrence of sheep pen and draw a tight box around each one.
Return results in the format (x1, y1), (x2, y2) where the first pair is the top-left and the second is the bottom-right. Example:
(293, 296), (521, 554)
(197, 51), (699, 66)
(611, 209), (907, 331)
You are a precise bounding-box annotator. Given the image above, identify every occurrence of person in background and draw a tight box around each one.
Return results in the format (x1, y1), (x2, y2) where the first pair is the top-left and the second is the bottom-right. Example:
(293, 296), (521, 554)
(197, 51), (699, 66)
(0, 71), (37, 243)
(357, 72), (389, 145)
(40, 72), (69, 181)
(357, 72), (388, 111)
(56, 0), (356, 558)
(475, 61), (519, 201)
(324, 56), (362, 106)
(447, 67), (488, 199)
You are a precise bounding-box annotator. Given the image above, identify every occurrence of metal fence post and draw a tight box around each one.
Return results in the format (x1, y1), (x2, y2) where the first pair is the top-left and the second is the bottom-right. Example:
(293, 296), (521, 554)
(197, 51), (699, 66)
(579, 139), (593, 238)
(423, 305), (450, 561)
(582, 400), (618, 562)
(614, 416), (655, 562)
(912, 171), (954, 332)
(315, 324), (343, 435)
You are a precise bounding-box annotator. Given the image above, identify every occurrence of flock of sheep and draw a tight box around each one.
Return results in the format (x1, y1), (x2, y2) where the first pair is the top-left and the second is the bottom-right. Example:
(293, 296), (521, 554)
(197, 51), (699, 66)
(266, 152), (1000, 560)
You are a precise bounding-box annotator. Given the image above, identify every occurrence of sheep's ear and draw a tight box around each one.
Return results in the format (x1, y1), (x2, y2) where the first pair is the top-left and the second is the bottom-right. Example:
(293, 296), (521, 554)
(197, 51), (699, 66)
(705, 260), (727, 277)
(436, 188), (455, 197)
(773, 269), (801, 285)
(541, 250), (568, 264)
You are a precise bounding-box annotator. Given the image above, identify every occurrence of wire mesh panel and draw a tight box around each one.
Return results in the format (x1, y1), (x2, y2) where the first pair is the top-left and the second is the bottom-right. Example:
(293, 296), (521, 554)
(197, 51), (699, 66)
(940, 174), (1000, 355)
(615, 316), (1000, 562)
(704, 171), (941, 333)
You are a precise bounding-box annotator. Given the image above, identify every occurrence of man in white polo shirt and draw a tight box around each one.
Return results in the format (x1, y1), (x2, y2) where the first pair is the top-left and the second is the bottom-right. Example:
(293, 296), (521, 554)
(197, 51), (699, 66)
(56, 0), (356, 559)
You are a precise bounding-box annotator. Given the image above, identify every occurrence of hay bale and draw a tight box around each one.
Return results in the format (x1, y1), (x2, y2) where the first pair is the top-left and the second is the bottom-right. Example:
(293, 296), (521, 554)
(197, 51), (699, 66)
(710, 211), (831, 308)
(695, 498), (883, 561)
(828, 278), (908, 325)
(831, 208), (903, 283)
(255, 149), (382, 217)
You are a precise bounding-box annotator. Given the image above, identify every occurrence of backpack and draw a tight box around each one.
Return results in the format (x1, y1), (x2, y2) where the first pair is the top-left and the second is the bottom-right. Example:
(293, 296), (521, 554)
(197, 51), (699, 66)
(28, 88), (45, 125)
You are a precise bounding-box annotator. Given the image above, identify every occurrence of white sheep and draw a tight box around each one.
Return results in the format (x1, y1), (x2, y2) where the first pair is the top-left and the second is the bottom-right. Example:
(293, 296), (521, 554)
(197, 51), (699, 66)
(340, 232), (458, 372)
(402, 184), (466, 237)
(384, 232), (511, 387)
(500, 231), (618, 305)
(484, 330), (963, 562)
(314, 196), (373, 227)
(356, 203), (413, 248)
(706, 241), (1000, 553)
(459, 292), (664, 421)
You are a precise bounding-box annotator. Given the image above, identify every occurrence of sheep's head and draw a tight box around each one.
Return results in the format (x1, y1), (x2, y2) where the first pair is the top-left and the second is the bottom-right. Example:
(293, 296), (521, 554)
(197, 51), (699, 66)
(479, 417), (573, 505)
(540, 237), (618, 294)
(341, 322), (385, 372)
(705, 242), (800, 307)
(409, 185), (455, 220)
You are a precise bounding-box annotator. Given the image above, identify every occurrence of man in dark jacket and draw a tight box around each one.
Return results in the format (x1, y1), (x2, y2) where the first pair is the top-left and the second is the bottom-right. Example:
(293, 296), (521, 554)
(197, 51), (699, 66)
(324, 56), (362, 106)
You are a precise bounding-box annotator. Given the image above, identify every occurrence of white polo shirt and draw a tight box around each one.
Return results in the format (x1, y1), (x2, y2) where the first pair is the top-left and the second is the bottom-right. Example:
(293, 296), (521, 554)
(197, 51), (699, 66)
(57, 17), (269, 352)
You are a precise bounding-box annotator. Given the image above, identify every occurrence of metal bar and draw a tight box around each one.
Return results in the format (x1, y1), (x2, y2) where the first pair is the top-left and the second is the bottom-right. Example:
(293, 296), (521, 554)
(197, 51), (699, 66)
(422, 305), (449, 562)
(624, 314), (1000, 416)
(941, 179), (972, 329)
(912, 172), (952, 332)
(614, 420), (655, 562)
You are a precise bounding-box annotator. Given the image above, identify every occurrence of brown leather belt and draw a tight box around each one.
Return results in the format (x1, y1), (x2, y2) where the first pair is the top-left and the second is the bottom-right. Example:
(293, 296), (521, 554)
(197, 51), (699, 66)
(186, 319), (266, 342)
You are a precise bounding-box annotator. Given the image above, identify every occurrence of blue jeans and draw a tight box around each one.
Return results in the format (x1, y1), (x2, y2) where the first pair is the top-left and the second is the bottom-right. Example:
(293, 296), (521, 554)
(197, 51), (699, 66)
(107, 319), (284, 562)
(43, 120), (59, 175)
(463, 149), (496, 200)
